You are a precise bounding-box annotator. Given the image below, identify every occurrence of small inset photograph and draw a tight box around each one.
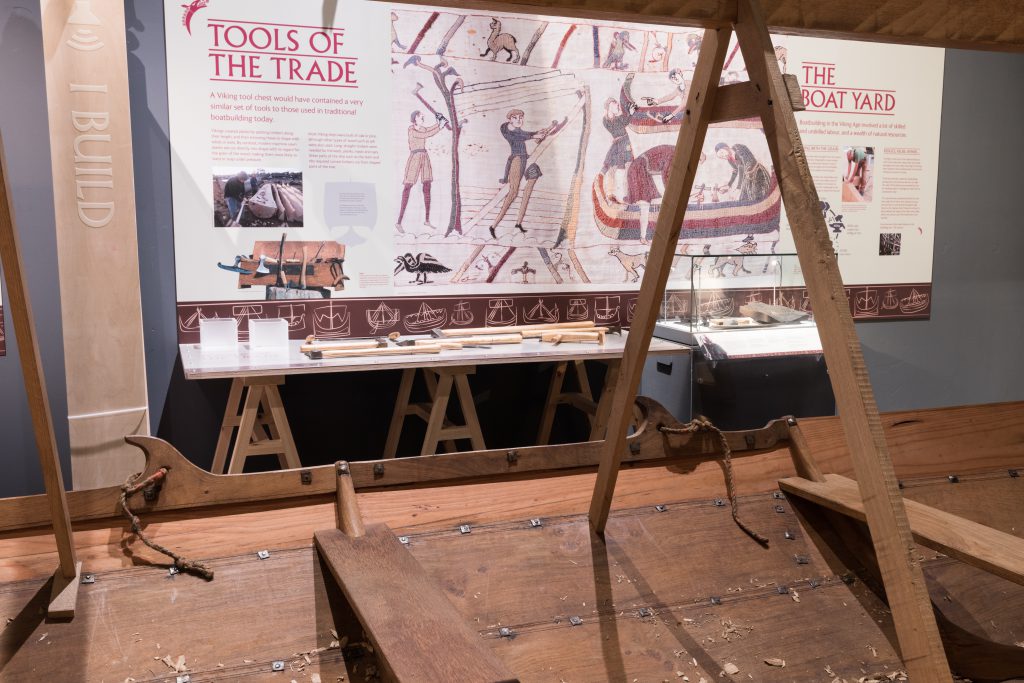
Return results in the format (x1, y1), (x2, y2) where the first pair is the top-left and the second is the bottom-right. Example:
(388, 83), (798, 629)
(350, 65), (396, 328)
(213, 168), (304, 227)
(842, 146), (874, 203)
(879, 232), (902, 255)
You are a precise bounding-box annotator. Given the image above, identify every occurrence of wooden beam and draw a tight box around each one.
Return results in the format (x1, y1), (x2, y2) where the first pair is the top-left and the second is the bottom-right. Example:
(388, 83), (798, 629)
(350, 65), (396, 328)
(733, 0), (951, 678)
(315, 525), (520, 683)
(0, 134), (79, 605)
(780, 473), (1024, 588)
(379, 0), (1024, 52)
(588, 28), (732, 534)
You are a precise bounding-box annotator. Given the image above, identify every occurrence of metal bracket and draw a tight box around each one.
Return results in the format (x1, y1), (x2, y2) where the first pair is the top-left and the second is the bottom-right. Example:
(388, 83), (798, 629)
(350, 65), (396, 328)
(808, 578), (820, 589)
(772, 491), (785, 500)
(638, 607), (653, 618)
(499, 627), (514, 639)
(774, 505), (786, 514)
(373, 462), (385, 478)
(167, 566), (179, 577)
(257, 550), (271, 560)
(176, 676), (191, 683)
(271, 661), (285, 672)
(459, 524), (471, 534)
(712, 498), (725, 507)
(529, 518), (543, 528)
(336, 462), (350, 475)
(300, 469), (313, 485)
(947, 474), (960, 484)
(776, 585), (788, 595)
(1010, 469), (1020, 478)
(783, 530), (795, 540)
(710, 596), (722, 606)
(745, 435), (755, 449)
(506, 450), (519, 465)
(794, 555), (810, 565)
(654, 504), (668, 513)
(398, 536), (410, 545)
(568, 616), (583, 626)
(80, 573), (96, 584)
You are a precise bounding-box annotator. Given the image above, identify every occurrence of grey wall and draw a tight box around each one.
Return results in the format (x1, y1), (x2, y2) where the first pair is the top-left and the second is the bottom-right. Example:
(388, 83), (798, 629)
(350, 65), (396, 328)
(0, 3), (71, 498)
(0, 0), (1021, 496)
(857, 49), (1024, 411)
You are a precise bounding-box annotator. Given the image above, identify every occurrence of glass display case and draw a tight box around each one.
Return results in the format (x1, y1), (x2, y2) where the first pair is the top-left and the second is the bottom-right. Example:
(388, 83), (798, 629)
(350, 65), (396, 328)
(655, 252), (812, 345)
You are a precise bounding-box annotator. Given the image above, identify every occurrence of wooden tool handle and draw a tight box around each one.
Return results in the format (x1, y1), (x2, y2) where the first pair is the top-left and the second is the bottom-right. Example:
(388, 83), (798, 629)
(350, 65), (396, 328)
(301, 340), (382, 353)
(522, 326), (610, 338)
(317, 344), (443, 359)
(439, 321), (593, 337)
(430, 333), (522, 346)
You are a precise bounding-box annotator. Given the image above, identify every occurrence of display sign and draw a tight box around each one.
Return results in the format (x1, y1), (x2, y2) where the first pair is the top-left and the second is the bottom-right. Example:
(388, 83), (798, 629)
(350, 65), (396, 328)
(164, 0), (944, 341)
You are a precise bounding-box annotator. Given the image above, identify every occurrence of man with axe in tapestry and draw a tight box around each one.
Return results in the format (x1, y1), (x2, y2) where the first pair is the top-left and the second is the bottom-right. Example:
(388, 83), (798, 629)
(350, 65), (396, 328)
(396, 100), (447, 234)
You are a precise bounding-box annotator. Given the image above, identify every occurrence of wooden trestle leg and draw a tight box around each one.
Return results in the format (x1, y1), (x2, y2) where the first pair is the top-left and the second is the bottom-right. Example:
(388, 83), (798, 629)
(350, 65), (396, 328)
(0, 133), (81, 617)
(586, 2), (953, 678)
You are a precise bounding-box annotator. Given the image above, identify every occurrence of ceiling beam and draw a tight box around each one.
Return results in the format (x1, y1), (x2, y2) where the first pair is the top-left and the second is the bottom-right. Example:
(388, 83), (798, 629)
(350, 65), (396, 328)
(382, 0), (1024, 52)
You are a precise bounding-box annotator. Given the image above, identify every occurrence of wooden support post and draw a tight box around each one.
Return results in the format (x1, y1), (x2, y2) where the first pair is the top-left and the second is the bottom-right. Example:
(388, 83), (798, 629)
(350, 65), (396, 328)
(785, 418), (826, 483)
(0, 133), (80, 617)
(733, 0), (951, 678)
(588, 28), (732, 533)
(334, 461), (365, 538)
(383, 366), (485, 457)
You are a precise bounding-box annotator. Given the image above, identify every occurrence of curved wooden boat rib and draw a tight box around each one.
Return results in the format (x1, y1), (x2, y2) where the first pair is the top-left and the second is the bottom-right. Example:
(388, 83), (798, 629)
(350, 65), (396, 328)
(592, 167), (783, 242)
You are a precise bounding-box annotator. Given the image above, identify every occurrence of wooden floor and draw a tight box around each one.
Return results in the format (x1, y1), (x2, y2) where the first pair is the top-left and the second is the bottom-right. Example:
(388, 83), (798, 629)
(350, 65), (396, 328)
(0, 402), (1022, 681)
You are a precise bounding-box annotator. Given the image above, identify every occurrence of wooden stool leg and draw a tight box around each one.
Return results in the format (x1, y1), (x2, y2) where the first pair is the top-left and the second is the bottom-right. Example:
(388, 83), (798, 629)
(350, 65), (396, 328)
(590, 359), (620, 441)
(536, 361), (568, 445)
(228, 384), (264, 474)
(420, 372), (454, 456)
(383, 368), (416, 459)
(263, 383), (300, 469)
(211, 378), (243, 474)
(453, 372), (486, 451)
(423, 369), (458, 453)
(572, 360), (596, 430)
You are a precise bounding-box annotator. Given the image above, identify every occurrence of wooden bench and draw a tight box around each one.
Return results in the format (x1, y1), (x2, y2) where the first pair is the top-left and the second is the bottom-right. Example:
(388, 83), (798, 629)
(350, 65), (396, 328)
(314, 525), (519, 683)
(779, 473), (1024, 586)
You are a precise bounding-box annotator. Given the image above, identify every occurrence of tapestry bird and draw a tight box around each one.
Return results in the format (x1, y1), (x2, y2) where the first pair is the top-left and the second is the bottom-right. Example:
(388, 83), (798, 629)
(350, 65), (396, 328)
(394, 252), (452, 284)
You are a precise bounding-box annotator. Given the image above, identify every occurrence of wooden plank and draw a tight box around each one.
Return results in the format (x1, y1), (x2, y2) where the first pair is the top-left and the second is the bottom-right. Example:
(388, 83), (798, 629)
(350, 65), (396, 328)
(40, 0), (150, 489)
(0, 399), (1019, 537)
(211, 378), (244, 474)
(47, 561), (81, 619)
(314, 526), (519, 683)
(536, 362), (568, 445)
(377, 0), (1024, 52)
(780, 473), (1024, 587)
(733, 0), (951, 678)
(589, 28), (732, 533)
(0, 134), (78, 583)
(383, 368), (417, 459)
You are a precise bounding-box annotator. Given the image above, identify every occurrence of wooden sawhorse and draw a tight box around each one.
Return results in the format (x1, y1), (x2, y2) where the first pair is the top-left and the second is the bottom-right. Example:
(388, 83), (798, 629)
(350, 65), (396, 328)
(211, 375), (301, 474)
(383, 366), (486, 457)
(537, 359), (621, 444)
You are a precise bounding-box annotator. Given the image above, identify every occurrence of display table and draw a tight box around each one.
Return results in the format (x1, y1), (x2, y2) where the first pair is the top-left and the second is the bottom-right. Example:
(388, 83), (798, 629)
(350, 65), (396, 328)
(180, 334), (688, 471)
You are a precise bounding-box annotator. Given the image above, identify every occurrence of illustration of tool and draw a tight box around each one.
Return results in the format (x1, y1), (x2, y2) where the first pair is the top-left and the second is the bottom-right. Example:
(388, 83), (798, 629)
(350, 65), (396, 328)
(217, 255), (253, 274)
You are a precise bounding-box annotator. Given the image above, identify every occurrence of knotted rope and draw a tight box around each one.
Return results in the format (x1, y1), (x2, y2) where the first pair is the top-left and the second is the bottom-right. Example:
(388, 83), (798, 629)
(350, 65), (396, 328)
(120, 468), (214, 580)
(658, 417), (770, 546)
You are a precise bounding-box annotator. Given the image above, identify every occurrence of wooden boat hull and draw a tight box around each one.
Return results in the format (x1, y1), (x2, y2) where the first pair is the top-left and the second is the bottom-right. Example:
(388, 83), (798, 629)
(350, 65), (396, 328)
(0, 401), (1021, 681)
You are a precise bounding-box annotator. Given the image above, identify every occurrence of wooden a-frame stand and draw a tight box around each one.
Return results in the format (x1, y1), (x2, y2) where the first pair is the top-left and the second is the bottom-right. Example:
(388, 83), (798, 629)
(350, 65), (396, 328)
(585, 1), (954, 679)
(0, 133), (81, 618)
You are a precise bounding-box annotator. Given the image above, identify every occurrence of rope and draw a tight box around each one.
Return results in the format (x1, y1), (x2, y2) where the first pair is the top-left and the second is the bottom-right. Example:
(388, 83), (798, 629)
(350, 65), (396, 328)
(659, 417), (770, 546)
(120, 469), (215, 580)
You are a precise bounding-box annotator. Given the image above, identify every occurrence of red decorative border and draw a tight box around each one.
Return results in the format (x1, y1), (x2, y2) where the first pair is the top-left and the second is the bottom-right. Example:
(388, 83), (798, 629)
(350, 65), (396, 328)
(175, 283), (931, 344)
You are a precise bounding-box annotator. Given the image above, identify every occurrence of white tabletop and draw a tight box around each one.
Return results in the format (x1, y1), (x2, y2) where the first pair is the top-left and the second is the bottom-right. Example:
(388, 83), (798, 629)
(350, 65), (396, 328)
(180, 332), (689, 380)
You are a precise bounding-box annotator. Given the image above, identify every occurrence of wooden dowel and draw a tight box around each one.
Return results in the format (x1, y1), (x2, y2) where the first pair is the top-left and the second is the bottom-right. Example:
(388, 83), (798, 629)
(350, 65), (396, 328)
(334, 462), (365, 538)
(315, 344), (443, 359)
(521, 326), (610, 338)
(541, 330), (605, 345)
(785, 418), (826, 482)
(438, 321), (593, 337)
(0, 134), (78, 581)
(419, 334), (522, 346)
(300, 340), (382, 353)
